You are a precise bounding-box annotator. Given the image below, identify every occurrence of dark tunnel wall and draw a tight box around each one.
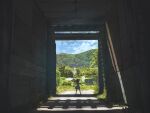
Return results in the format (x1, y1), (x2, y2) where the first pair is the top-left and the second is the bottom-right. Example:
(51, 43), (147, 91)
(107, 0), (149, 113)
(0, 0), (12, 112)
(0, 0), (48, 112)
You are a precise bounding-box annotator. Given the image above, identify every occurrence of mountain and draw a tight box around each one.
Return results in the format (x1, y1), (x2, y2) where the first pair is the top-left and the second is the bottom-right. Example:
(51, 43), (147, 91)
(56, 49), (98, 67)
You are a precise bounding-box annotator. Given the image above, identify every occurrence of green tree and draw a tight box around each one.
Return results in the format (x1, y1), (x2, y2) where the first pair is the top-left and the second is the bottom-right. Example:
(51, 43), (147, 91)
(90, 49), (98, 67)
(64, 66), (73, 77)
(58, 65), (65, 76)
(56, 69), (61, 86)
(76, 68), (80, 77)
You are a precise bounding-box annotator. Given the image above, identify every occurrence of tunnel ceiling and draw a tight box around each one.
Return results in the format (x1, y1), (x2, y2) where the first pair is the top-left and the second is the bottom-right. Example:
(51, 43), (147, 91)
(36, 0), (113, 26)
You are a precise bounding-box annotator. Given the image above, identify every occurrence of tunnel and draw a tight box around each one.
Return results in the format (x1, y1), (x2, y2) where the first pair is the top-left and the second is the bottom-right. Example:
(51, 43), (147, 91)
(0, 0), (149, 113)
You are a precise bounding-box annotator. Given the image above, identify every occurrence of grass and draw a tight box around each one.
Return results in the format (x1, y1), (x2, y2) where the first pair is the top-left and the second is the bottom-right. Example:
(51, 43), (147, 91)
(80, 84), (97, 90)
(96, 87), (107, 99)
(56, 85), (74, 94)
(56, 84), (98, 94)
(56, 84), (107, 100)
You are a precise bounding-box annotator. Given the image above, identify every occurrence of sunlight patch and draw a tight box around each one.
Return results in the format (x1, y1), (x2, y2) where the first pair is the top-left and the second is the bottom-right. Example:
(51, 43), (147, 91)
(55, 31), (100, 34)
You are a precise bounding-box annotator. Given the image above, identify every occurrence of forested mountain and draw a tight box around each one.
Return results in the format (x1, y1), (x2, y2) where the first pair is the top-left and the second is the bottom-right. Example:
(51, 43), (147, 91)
(56, 49), (98, 67)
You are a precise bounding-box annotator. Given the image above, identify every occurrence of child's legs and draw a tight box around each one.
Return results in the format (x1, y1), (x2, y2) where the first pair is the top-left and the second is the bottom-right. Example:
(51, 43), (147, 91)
(79, 89), (81, 94)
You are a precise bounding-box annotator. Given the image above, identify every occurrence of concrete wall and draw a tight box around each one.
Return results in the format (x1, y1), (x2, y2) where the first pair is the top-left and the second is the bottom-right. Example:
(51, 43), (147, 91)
(107, 0), (149, 112)
(0, 0), (12, 112)
(0, 0), (48, 112)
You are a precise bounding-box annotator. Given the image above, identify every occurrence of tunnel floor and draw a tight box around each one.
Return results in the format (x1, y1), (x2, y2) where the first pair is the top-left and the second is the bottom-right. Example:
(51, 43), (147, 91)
(30, 96), (128, 112)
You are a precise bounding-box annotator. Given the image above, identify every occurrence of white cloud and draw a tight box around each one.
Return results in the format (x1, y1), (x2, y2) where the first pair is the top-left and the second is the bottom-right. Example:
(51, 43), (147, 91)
(56, 40), (98, 54)
(72, 40), (98, 54)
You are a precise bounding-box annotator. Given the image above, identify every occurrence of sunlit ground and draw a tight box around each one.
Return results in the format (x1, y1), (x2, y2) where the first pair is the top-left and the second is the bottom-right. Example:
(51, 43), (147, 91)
(37, 106), (128, 111)
(59, 90), (94, 95)
(36, 96), (128, 111)
(56, 85), (107, 100)
(48, 96), (97, 100)
(57, 85), (97, 95)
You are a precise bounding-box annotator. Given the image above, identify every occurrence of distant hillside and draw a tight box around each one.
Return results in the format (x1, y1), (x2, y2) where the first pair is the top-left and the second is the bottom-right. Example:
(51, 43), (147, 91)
(56, 49), (98, 67)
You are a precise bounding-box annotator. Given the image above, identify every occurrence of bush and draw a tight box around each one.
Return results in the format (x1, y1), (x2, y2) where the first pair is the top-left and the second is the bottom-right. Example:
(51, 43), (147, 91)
(96, 87), (107, 100)
(93, 85), (99, 94)
(56, 69), (61, 86)
(64, 67), (73, 77)
(62, 80), (72, 86)
(59, 77), (65, 86)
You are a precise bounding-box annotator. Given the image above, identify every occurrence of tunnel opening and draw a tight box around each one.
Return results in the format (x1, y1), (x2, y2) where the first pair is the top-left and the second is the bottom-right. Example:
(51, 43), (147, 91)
(53, 30), (106, 96)
(46, 25), (127, 111)
(48, 29), (107, 98)
(55, 40), (99, 95)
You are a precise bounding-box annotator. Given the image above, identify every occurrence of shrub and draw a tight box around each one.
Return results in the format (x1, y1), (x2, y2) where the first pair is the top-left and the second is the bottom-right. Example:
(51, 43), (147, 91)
(62, 80), (72, 86)
(59, 77), (65, 86)
(56, 69), (61, 86)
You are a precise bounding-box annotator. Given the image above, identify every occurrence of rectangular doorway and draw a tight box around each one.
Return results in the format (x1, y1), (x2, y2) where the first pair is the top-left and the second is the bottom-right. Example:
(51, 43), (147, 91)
(55, 40), (99, 95)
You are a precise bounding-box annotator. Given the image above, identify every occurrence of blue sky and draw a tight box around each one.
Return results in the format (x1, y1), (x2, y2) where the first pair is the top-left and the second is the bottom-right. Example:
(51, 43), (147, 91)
(56, 40), (98, 54)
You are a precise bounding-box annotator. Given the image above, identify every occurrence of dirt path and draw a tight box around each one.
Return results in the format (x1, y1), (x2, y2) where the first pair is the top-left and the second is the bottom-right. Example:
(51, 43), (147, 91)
(59, 90), (95, 95)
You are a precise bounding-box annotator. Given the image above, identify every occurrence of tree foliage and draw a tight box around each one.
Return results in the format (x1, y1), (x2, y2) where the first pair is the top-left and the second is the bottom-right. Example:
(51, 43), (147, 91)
(57, 49), (97, 67)
(90, 49), (98, 67)
(64, 66), (73, 77)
